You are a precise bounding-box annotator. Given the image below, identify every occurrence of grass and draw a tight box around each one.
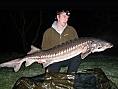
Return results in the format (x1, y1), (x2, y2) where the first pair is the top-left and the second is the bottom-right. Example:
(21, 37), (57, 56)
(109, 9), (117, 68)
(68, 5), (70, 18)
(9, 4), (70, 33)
(0, 52), (118, 89)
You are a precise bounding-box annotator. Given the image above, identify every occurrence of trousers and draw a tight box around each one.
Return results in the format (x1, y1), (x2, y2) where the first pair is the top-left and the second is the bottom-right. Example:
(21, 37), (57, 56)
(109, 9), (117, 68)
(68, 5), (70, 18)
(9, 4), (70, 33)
(45, 55), (81, 73)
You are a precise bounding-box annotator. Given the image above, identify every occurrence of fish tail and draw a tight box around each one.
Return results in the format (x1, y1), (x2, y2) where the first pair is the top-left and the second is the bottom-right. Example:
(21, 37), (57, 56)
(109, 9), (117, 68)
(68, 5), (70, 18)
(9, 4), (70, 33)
(0, 58), (24, 72)
(13, 62), (23, 72)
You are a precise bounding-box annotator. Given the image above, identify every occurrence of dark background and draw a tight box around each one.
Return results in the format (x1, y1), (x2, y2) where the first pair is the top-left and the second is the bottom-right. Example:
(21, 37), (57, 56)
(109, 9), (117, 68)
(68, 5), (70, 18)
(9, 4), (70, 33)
(0, 1), (118, 56)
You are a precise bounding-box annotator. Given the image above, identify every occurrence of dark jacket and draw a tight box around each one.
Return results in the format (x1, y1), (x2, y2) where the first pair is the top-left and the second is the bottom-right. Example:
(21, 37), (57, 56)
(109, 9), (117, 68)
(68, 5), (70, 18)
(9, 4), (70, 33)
(41, 25), (78, 50)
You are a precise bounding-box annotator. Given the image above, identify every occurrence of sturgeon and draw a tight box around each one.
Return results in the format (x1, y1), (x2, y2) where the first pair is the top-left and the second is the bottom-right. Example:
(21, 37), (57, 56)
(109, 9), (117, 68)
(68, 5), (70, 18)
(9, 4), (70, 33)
(0, 37), (113, 72)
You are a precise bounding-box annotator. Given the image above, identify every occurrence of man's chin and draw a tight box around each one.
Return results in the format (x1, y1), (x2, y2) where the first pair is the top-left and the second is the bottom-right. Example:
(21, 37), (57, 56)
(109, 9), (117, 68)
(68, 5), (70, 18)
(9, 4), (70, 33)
(62, 24), (66, 27)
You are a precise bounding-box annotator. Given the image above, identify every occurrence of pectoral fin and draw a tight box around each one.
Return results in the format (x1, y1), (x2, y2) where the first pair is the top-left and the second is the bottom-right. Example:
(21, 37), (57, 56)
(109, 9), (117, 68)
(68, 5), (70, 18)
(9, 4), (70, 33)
(81, 48), (92, 59)
(43, 60), (53, 68)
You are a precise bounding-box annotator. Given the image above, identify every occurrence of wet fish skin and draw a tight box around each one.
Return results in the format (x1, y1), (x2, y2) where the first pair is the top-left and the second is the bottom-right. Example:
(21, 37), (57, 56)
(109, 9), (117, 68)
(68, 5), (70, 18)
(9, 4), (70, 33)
(0, 37), (113, 72)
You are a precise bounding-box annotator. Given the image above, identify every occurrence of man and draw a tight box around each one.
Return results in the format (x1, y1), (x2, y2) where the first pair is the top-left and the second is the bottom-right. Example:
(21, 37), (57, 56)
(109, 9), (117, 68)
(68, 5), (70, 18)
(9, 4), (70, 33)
(39, 10), (86, 73)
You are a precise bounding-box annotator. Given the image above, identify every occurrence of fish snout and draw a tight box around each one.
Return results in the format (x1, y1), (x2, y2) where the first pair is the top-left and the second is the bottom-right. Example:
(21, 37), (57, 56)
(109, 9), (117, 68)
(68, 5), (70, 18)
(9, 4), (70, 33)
(107, 43), (114, 48)
(110, 44), (114, 48)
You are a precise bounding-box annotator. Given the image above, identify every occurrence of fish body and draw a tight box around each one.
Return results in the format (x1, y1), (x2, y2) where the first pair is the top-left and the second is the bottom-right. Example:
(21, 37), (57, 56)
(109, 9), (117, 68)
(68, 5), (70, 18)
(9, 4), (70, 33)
(0, 37), (113, 72)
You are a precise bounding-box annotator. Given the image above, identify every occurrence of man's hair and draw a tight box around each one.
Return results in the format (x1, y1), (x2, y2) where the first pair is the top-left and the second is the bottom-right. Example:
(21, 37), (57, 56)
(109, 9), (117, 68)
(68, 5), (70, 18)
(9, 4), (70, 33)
(56, 10), (70, 16)
(55, 10), (70, 20)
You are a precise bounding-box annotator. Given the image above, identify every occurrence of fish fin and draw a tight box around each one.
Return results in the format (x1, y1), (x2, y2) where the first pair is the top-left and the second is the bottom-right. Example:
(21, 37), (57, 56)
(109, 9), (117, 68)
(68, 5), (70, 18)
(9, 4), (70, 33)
(25, 59), (38, 67)
(0, 59), (24, 72)
(27, 45), (40, 55)
(81, 49), (92, 59)
(13, 63), (23, 72)
(42, 61), (52, 68)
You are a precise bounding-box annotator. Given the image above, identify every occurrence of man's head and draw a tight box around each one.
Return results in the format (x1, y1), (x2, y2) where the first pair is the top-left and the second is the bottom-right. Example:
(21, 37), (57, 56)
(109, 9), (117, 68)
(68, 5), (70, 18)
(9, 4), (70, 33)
(56, 10), (70, 27)
(56, 10), (70, 16)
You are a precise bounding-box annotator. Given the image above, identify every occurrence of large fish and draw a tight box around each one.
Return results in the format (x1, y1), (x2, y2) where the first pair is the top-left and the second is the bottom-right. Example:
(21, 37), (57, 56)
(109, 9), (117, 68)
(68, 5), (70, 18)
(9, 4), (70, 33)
(0, 37), (113, 72)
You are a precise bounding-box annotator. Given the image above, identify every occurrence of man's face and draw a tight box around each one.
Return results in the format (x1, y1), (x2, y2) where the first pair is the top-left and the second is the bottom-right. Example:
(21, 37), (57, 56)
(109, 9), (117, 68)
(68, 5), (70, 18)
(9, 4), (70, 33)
(57, 12), (69, 27)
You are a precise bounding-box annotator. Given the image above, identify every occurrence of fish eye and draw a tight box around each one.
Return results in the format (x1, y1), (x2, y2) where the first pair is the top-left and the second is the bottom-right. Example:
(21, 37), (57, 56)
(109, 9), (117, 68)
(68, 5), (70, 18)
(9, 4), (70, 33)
(98, 44), (102, 49)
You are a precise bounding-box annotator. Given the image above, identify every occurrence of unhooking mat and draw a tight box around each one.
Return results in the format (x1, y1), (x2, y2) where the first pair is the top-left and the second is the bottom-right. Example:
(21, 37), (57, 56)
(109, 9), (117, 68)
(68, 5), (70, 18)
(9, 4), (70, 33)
(12, 68), (118, 89)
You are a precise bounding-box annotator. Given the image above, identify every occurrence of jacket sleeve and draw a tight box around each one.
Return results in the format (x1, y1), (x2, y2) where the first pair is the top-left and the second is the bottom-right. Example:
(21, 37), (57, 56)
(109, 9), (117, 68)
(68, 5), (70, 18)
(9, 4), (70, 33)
(69, 26), (79, 39)
(73, 28), (79, 39)
(41, 30), (51, 50)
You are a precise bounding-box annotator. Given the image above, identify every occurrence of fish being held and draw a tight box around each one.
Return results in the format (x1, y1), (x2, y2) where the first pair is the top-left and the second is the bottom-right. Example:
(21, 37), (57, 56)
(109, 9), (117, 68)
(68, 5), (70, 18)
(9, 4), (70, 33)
(0, 37), (113, 72)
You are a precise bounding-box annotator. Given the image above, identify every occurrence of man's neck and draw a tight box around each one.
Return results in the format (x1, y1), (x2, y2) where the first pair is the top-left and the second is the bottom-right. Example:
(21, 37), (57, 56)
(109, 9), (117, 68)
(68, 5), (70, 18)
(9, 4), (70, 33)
(56, 22), (65, 30)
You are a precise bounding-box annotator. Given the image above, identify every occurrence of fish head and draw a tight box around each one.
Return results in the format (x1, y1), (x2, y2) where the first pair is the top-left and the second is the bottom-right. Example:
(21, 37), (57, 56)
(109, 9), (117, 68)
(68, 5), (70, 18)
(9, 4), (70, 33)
(90, 39), (113, 53)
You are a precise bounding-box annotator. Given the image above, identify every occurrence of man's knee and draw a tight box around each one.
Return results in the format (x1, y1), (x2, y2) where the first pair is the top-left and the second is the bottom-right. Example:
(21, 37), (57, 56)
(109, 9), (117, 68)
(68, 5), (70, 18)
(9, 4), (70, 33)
(72, 55), (81, 62)
(45, 63), (61, 73)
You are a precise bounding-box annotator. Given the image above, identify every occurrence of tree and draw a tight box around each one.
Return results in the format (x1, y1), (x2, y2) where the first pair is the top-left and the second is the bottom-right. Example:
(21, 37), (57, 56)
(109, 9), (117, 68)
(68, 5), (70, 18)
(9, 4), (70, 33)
(10, 10), (43, 52)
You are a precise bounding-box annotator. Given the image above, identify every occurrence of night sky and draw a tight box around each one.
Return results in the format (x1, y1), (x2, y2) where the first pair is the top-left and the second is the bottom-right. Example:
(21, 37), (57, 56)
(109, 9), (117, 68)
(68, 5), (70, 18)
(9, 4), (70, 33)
(0, 1), (118, 56)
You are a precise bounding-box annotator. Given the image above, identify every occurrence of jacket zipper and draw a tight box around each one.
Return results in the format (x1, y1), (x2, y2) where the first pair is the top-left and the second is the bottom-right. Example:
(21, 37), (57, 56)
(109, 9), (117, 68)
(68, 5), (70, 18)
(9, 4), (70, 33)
(60, 34), (62, 45)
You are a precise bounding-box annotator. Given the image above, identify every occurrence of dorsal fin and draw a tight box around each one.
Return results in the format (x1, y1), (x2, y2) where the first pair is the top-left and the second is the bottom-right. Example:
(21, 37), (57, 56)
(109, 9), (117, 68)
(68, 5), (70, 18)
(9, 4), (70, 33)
(27, 45), (40, 55)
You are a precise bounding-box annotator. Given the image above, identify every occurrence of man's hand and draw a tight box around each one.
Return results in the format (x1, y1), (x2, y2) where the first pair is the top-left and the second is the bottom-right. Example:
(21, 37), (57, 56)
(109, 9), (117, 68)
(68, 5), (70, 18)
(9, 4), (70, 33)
(38, 59), (44, 64)
(82, 47), (87, 54)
